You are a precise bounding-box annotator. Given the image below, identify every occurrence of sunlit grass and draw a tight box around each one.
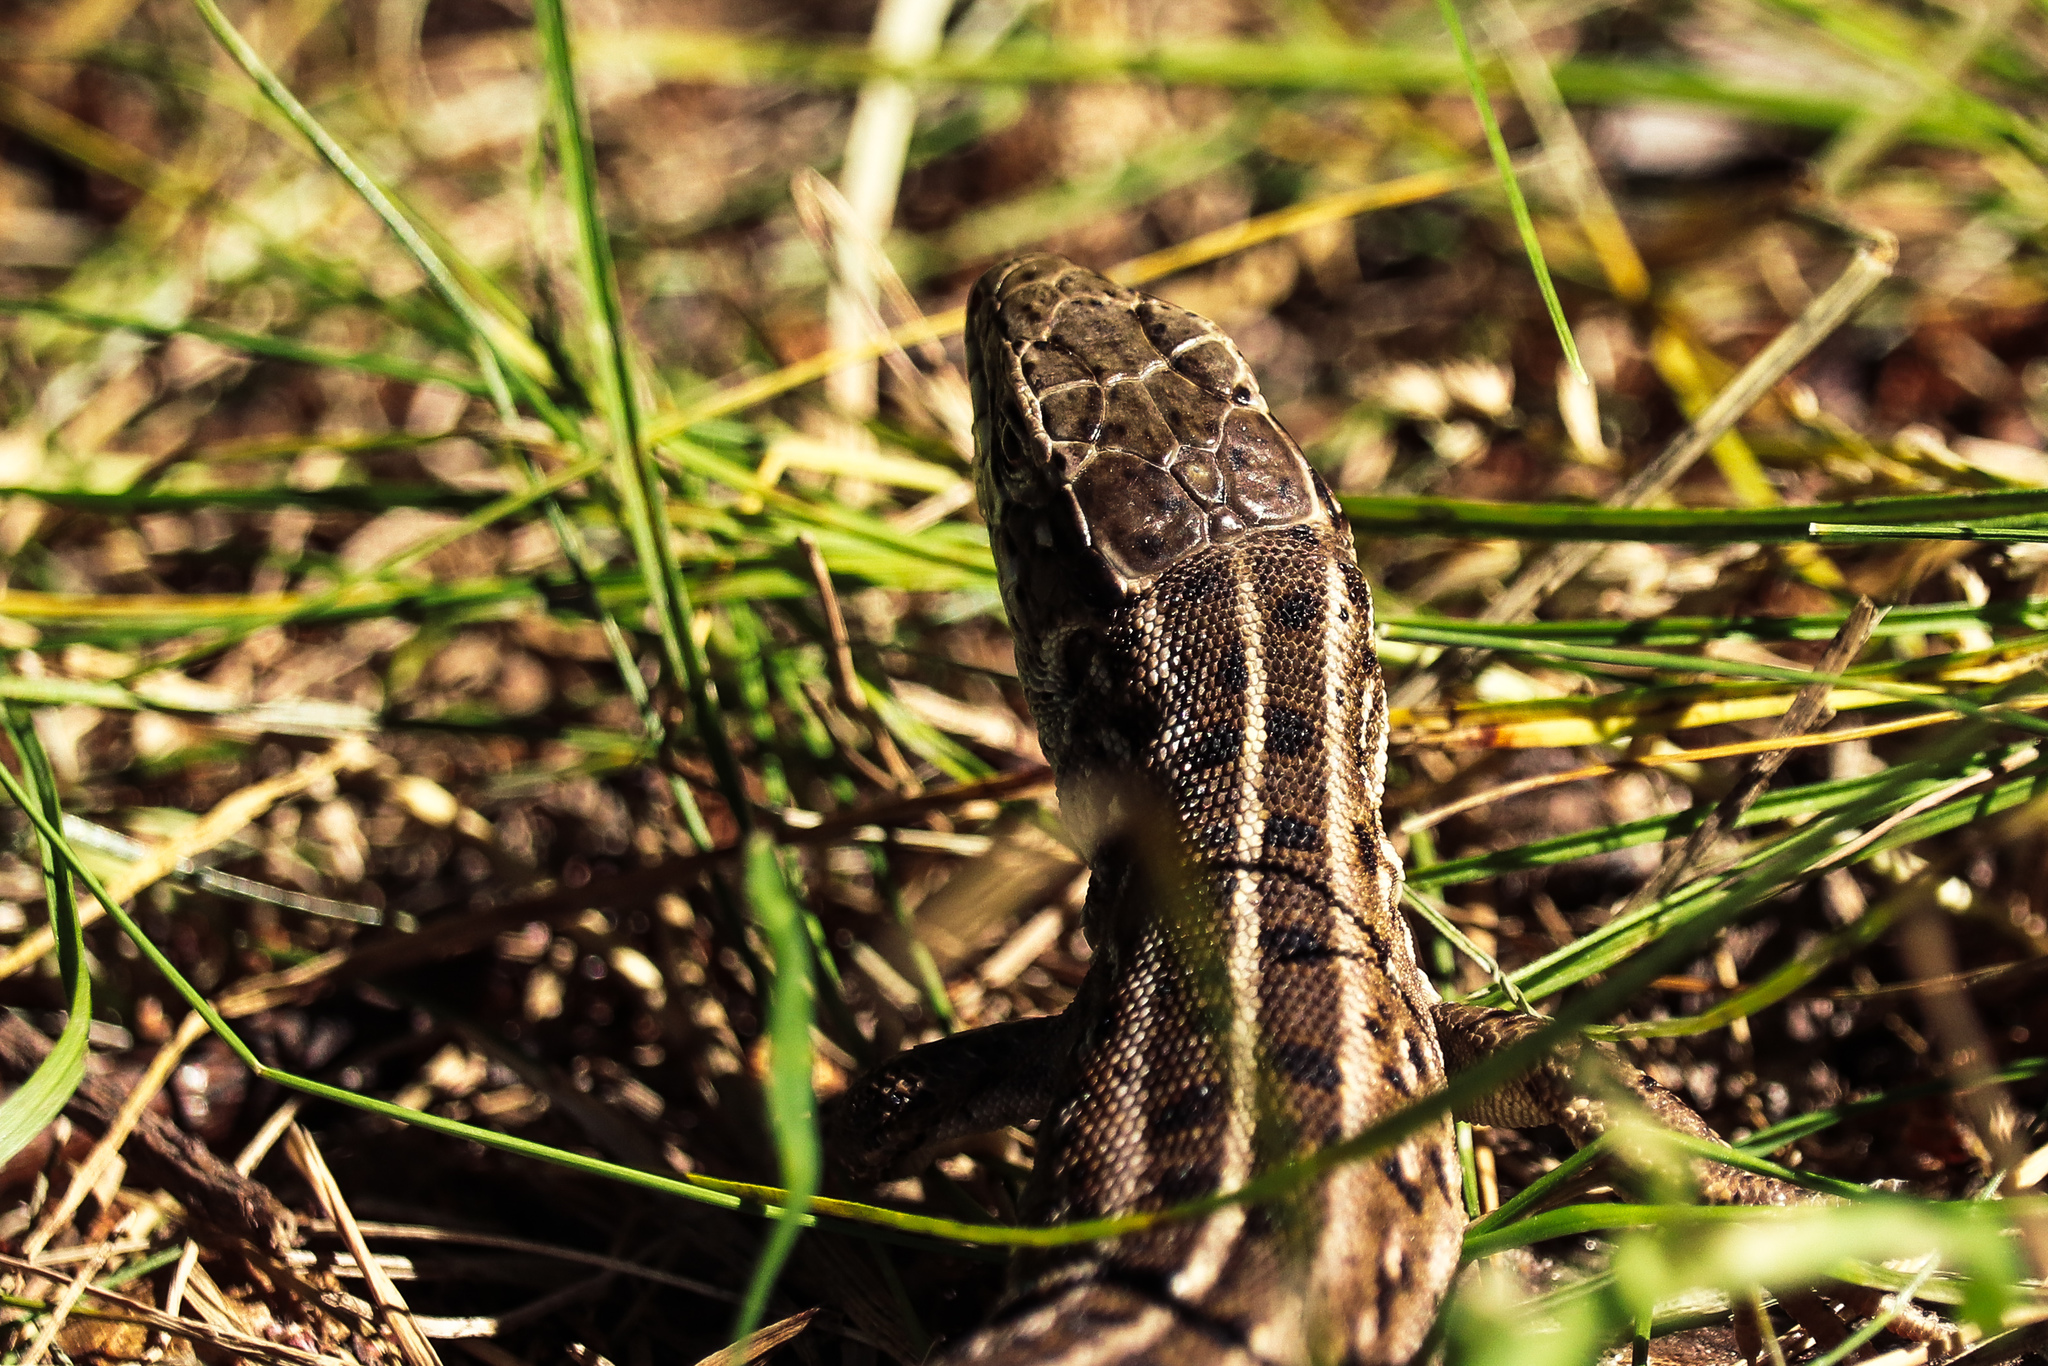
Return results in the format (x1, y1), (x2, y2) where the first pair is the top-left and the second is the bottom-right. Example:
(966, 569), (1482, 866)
(2, 0), (2047, 1357)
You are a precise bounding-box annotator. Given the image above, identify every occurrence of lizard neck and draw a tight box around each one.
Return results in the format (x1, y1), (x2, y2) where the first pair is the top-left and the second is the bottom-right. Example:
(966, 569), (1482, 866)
(1007, 525), (1464, 1365)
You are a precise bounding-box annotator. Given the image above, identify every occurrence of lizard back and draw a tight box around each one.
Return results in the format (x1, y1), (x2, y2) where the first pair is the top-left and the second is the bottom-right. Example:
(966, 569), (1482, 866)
(963, 254), (1464, 1366)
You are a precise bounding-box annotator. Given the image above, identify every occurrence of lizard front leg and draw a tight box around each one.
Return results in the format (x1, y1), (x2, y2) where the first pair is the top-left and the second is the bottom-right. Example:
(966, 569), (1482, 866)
(829, 1013), (1074, 1184)
(1434, 1002), (1796, 1205)
(1434, 1001), (1957, 1348)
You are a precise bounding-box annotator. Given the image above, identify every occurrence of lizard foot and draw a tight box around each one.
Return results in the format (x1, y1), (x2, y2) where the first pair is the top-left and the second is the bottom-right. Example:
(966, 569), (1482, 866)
(1731, 1282), (1961, 1363)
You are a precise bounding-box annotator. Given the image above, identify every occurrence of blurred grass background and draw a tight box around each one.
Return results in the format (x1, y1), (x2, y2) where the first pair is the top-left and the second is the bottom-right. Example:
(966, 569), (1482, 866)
(8, 0), (2048, 1361)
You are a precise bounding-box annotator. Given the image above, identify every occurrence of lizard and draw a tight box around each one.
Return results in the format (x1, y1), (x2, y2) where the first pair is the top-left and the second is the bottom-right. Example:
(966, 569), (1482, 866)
(831, 253), (1946, 1366)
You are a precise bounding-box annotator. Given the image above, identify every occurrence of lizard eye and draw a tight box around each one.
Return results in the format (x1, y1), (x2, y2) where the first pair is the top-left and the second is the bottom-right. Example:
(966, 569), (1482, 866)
(987, 413), (1050, 509)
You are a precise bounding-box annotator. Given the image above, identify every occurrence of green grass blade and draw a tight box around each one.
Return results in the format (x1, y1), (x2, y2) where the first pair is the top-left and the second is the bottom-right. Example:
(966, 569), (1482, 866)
(0, 705), (91, 1165)
(0, 486), (493, 515)
(1408, 767), (1945, 891)
(1808, 1262), (1941, 1366)
(535, 0), (641, 476)
(1810, 521), (2048, 543)
(1431, 0), (1586, 383)
(1343, 488), (2048, 542)
(1476, 750), (2048, 1006)
(185, 0), (569, 434)
(1464, 1137), (1612, 1239)
(0, 299), (490, 395)
(1593, 869), (1925, 1040)
(1460, 1196), (2015, 1263)
(24, 575), (2036, 658)
(1404, 886), (1539, 1013)
(595, 34), (2012, 146)
(130, 449), (612, 674)
(1384, 598), (2048, 648)
(1386, 622), (2048, 738)
(733, 833), (821, 1338)
(0, 716), (2023, 1270)
(535, 0), (751, 846)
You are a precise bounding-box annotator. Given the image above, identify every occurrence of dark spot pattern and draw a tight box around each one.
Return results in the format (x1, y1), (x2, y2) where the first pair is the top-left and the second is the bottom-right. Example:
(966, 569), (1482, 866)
(1266, 814), (1321, 851)
(1218, 642), (1248, 694)
(1267, 705), (1313, 758)
(1429, 1144), (1457, 1199)
(1059, 632), (1100, 691)
(1382, 1064), (1414, 1095)
(1375, 1267), (1405, 1337)
(1275, 590), (1318, 630)
(1153, 1081), (1222, 1135)
(1272, 1042), (1341, 1092)
(1183, 726), (1243, 771)
(955, 256), (1471, 1340)
(1342, 905), (1390, 959)
(1258, 925), (1337, 964)
(1177, 559), (1229, 603)
(1100, 696), (1160, 758)
(1381, 1157), (1428, 1215)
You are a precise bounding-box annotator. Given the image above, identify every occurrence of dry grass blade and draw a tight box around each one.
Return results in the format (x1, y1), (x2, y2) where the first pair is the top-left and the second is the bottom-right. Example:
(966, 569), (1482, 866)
(0, 1011), (293, 1249)
(1806, 750), (2035, 878)
(286, 1124), (443, 1366)
(1615, 598), (1884, 916)
(237, 1099), (305, 1177)
(793, 168), (973, 454)
(1394, 700), (2034, 832)
(1901, 888), (2048, 1281)
(691, 1307), (821, 1366)
(1943, 1314), (2048, 1363)
(1391, 231), (1899, 712)
(17, 1235), (116, 1366)
(822, 0), (951, 421)
(161, 1095), (304, 1338)
(798, 532), (918, 793)
(1818, 0), (2028, 196)
(1394, 646), (2048, 751)
(1479, 0), (1647, 303)
(215, 764), (1054, 1016)
(0, 1250), (350, 1366)
(1110, 164), (1503, 287)
(303, 1219), (736, 1302)
(781, 767), (1053, 837)
(647, 164), (1500, 442)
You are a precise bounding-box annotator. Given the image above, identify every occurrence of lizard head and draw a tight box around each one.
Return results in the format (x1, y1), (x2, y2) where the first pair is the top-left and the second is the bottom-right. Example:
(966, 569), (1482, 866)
(967, 252), (1341, 646)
